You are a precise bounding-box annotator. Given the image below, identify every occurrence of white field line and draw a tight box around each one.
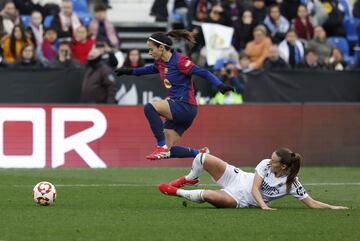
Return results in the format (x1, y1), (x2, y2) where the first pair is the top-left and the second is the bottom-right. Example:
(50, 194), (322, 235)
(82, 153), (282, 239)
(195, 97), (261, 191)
(9, 182), (360, 188)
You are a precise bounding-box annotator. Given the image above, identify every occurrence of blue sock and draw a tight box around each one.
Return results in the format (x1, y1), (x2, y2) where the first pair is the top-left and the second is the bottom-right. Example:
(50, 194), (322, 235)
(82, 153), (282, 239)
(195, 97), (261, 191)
(144, 103), (166, 146)
(170, 146), (199, 158)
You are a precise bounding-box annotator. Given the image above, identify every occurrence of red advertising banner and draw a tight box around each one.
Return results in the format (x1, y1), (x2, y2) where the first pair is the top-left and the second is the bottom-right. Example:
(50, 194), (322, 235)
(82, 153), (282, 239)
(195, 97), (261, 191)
(0, 104), (359, 168)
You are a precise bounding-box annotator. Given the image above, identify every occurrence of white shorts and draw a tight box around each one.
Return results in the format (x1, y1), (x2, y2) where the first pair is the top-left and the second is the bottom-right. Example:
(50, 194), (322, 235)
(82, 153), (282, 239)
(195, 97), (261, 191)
(216, 164), (253, 208)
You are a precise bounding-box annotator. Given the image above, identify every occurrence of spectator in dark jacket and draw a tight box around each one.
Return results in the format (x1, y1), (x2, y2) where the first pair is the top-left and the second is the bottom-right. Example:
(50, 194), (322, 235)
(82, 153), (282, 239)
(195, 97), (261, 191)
(354, 0), (360, 18)
(297, 49), (326, 70)
(13, 0), (42, 15)
(263, 44), (289, 70)
(233, 9), (256, 50)
(13, 44), (43, 67)
(321, 0), (345, 37)
(251, 0), (267, 24)
(81, 46), (118, 104)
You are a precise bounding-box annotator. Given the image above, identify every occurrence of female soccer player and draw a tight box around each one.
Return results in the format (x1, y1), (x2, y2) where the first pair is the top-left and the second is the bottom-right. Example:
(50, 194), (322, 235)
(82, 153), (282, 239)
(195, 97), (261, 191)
(159, 148), (349, 210)
(115, 30), (233, 160)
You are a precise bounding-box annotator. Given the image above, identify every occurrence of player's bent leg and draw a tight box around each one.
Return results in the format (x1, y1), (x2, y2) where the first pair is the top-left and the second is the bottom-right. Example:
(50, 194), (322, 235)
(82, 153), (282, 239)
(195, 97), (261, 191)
(164, 129), (181, 148)
(202, 190), (237, 208)
(203, 154), (228, 181)
(151, 99), (173, 120)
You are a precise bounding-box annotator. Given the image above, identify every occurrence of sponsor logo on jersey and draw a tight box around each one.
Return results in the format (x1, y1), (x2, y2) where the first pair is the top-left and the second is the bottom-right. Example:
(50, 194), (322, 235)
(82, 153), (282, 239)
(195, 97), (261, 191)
(163, 79), (172, 89)
(261, 182), (280, 196)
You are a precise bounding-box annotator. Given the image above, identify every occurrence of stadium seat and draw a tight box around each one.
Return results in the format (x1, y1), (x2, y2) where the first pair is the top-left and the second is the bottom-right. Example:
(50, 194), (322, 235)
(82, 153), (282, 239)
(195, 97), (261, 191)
(21, 15), (32, 28)
(72, 0), (89, 14)
(339, 0), (351, 17)
(44, 15), (54, 28)
(78, 12), (93, 27)
(327, 37), (350, 56)
(343, 17), (360, 44)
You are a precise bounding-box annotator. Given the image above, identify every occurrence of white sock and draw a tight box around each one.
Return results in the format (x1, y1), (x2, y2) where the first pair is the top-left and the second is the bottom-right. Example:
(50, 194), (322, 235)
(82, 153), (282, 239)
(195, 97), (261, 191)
(176, 189), (205, 203)
(185, 153), (206, 180)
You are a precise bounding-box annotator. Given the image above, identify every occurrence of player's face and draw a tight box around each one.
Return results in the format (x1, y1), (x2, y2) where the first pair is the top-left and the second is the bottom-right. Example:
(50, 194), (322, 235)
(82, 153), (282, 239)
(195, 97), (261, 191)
(270, 152), (286, 174)
(147, 41), (163, 60)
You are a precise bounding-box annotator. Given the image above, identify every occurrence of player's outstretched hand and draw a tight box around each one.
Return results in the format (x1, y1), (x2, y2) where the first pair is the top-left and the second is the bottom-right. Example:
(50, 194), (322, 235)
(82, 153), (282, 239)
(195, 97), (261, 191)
(330, 205), (349, 210)
(114, 68), (133, 76)
(218, 84), (235, 94)
(261, 206), (277, 211)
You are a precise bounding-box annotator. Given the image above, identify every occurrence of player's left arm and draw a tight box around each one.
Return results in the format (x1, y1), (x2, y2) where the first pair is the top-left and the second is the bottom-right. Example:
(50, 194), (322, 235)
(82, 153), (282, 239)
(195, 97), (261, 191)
(301, 196), (349, 210)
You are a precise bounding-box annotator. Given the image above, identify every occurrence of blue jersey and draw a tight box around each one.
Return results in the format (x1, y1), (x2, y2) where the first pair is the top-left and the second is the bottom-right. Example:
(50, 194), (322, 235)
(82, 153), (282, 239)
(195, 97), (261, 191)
(132, 51), (222, 105)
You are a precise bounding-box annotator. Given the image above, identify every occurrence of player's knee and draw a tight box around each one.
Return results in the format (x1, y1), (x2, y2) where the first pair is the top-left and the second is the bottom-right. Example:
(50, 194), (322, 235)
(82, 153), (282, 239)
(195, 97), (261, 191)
(202, 190), (217, 203)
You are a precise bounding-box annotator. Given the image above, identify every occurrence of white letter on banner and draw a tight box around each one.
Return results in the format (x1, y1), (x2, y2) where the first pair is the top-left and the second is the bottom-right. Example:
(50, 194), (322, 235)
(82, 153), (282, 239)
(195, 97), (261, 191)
(0, 108), (46, 168)
(51, 108), (107, 168)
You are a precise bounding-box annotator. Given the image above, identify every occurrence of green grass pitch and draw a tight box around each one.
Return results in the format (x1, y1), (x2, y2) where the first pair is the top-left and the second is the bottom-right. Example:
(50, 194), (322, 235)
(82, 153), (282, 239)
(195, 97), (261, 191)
(0, 167), (359, 241)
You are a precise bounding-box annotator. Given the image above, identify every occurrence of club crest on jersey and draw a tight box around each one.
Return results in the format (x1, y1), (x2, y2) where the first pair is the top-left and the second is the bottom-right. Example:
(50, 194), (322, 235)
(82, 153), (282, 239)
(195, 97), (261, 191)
(163, 79), (172, 89)
(164, 68), (168, 73)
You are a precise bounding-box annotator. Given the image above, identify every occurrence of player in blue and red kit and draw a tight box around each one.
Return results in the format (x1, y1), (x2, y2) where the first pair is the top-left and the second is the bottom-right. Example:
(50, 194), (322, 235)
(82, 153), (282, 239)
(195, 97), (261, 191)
(115, 29), (233, 160)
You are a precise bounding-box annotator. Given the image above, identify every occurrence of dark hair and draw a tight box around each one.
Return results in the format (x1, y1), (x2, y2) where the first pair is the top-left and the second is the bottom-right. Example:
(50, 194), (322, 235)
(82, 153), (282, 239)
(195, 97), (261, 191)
(94, 3), (107, 12)
(10, 25), (27, 59)
(275, 148), (302, 193)
(148, 29), (196, 50)
(305, 48), (317, 55)
(19, 44), (35, 62)
(123, 48), (145, 68)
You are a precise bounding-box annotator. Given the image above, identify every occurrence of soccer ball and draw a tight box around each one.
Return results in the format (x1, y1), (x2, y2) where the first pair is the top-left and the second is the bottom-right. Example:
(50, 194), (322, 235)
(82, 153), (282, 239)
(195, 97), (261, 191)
(32, 181), (57, 206)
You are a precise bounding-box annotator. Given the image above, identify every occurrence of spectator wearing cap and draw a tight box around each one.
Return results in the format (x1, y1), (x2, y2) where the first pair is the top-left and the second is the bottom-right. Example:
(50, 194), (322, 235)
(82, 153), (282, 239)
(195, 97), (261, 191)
(264, 4), (289, 44)
(0, 1), (22, 38)
(71, 26), (96, 65)
(263, 44), (289, 70)
(293, 4), (314, 41)
(88, 3), (119, 49)
(297, 49), (326, 70)
(50, 0), (82, 38)
(278, 30), (304, 68)
(307, 26), (333, 64)
(1, 24), (33, 64)
(245, 25), (272, 70)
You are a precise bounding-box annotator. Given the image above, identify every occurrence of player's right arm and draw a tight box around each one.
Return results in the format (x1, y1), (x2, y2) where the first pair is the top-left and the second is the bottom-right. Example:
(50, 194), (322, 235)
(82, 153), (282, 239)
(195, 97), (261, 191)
(301, 196), (349, 210)
(115, 64), (159, 76)
(251, 173), (276, 211)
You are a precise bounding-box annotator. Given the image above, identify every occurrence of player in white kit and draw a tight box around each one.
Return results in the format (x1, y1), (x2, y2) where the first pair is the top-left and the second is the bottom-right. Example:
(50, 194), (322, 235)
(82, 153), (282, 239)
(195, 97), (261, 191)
(158, 148), (349, 210)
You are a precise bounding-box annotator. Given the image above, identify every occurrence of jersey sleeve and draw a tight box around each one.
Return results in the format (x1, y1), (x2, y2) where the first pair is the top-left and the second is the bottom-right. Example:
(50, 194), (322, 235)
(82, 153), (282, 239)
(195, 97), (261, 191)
(289, 177), (309, 200)
(132, 64), (159, 75)
(177, 56), (195, 75)
(255, 159), (270, 178)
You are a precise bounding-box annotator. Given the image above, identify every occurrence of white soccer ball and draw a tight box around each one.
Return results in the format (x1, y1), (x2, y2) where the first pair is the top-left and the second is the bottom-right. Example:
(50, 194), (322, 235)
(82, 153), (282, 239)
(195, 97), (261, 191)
(33, 181), (57, 206)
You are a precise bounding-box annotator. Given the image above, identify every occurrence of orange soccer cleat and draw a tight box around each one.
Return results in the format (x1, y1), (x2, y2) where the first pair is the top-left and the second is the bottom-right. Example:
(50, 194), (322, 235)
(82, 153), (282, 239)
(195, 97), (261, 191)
(169, 176), (199, 188)
(146, 146), (171, 160)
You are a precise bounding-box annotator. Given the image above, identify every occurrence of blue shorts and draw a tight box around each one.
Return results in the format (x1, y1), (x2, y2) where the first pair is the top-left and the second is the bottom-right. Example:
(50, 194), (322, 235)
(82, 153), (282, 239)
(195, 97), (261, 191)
(164, 99), (198, 136)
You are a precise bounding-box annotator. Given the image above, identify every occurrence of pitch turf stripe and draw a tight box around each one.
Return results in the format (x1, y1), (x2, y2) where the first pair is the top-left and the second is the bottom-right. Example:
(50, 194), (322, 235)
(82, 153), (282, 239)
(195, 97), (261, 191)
(9, 182), (360, 188)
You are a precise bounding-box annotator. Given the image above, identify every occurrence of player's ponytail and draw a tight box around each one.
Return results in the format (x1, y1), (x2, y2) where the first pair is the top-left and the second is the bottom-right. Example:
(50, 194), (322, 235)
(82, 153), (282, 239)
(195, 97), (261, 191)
(166, 29), (196, 49)
(275, 148), (302, 193)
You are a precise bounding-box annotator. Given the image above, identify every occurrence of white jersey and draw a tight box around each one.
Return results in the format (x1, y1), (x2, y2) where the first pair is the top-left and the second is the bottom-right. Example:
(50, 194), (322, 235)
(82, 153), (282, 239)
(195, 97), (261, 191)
(216, 159), (308, 208)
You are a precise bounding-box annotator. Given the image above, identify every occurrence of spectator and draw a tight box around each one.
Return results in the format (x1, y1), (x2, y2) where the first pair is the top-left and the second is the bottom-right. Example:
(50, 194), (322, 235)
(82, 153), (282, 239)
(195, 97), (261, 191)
(172, 0), (190, 29)
(233, 9), (256, 50)
(278, 30), (304, 68)
(328, 47), (346, 71)
(81, 46), (117, 104)
(71, 26), (96, 65)
(251, 0), (267, 24)
(307, 26), (333, 64)
(41, 27), (58, 62)
(150, 0), (168, 22)
(36, 0), (61, 16)
(238, 51), (253, 72)
(1, 24), (33, 64)
(27, 11), (44, 48)
(188, 0), (217, 28)
(13, 44), (42, 67)
(263, 44), (289, 70)
(321, 0), (345, 37)
(280, 0), (301, 21)
(122, 48), (145, 68)
(264, 4), (290, 44)
(245, 25), (272, 70)
(88, 3), (119, 49)
(354, 0), (360, 18)
(217, 62), (245, 95)
(222, 0), (244, 31)
(294, 4), (314, 41)
(50, 0), (82, 38)
(297, 49), (326, 70)
(52, 41), (80, 68)
(13, 0), (42, 15)
(97, 41), (118, 69)
(0, 1), (22, 37)
(306, 0), (328, 26)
